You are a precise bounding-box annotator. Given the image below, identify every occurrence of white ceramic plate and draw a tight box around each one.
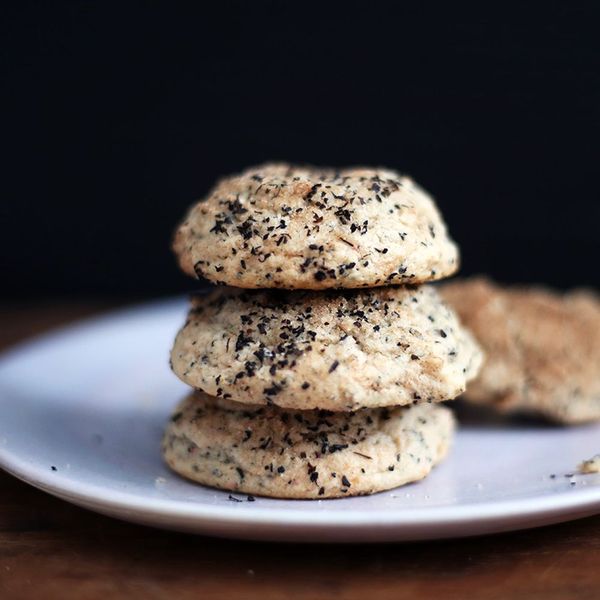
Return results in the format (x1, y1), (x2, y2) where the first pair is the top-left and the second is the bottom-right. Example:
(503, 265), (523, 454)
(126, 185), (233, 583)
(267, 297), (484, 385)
(0, 299), (599, 543)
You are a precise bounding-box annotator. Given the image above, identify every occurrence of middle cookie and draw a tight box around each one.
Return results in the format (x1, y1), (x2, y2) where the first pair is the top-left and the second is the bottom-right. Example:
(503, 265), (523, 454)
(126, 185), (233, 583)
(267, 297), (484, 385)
(171, 285), (483, 411)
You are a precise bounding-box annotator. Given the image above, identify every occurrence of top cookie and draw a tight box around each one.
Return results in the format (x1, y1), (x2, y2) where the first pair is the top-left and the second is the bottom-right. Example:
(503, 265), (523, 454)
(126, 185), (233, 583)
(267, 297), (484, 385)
(173, 164), (459, 289)
(441, 277), (600, 424)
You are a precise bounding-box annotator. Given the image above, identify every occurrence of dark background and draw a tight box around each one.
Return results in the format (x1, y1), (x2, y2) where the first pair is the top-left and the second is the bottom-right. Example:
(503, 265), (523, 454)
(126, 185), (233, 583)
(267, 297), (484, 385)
(3, 2), (599, 300)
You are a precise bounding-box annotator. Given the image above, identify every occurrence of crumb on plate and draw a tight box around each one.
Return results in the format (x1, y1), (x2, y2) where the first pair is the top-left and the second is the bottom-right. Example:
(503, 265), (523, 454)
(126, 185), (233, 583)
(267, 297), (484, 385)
(578, 455), (600, 474)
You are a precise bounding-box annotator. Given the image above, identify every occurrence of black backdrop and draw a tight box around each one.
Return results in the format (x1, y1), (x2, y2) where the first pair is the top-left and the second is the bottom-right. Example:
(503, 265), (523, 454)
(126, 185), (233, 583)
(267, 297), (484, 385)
(4, 2), (599, 299)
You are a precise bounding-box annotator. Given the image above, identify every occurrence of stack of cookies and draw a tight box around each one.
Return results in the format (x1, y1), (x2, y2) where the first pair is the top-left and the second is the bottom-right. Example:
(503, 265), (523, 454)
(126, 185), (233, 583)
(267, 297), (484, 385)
(163, 164), (483, 498)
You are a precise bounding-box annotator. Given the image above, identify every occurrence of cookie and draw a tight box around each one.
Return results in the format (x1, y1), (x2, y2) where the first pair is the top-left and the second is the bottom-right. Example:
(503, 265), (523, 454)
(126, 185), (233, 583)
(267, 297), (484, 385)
(173, 163), (459, 289)
(170, 285), (483, 411)
(441, 277), (600, 424)
(162, 392), (455, 499)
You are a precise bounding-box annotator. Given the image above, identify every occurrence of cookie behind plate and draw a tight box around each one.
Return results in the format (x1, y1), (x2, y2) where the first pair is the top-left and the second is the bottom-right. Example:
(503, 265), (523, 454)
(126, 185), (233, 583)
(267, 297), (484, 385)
(441, 277), (600, 424)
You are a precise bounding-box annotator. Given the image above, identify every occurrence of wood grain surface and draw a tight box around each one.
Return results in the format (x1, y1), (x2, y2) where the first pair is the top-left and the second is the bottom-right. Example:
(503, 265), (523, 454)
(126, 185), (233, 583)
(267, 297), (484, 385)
(0, 302), (599, 600)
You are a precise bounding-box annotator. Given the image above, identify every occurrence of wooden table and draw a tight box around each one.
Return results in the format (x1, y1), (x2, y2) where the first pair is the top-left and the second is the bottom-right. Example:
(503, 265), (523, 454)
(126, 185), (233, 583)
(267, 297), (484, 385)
(1, 303), (599, 600)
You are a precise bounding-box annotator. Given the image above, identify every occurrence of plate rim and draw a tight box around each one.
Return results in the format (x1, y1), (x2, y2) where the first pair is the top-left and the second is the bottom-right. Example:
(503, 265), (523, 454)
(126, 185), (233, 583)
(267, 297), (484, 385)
(1, 443), (599, 529)
(0, 298), (599, 536)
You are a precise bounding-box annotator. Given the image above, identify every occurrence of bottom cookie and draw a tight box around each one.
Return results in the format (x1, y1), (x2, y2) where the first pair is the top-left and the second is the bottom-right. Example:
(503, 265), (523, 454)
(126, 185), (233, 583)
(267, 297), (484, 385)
(162, 391), (454, 499)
